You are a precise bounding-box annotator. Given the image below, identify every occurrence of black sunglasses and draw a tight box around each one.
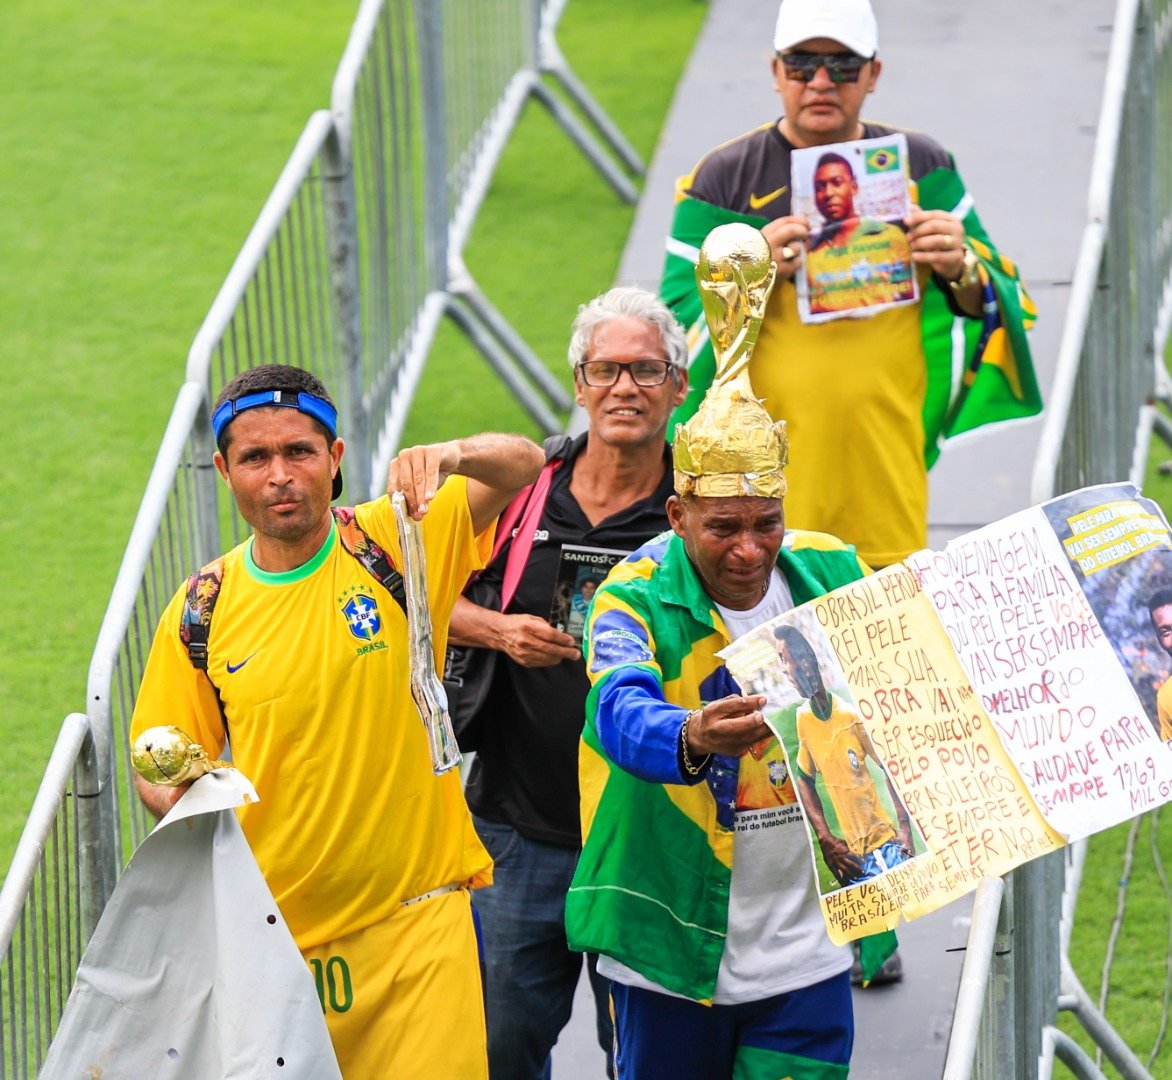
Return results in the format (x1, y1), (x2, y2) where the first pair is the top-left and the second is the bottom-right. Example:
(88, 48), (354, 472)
(779, 51), (869, 84)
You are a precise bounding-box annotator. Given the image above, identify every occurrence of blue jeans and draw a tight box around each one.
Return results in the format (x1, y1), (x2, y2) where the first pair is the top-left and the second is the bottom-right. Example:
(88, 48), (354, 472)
(472, 815), (614, 1080)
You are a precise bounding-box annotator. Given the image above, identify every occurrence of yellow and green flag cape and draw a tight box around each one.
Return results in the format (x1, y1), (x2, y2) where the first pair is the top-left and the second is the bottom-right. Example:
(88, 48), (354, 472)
(661, 170), (1041, 467)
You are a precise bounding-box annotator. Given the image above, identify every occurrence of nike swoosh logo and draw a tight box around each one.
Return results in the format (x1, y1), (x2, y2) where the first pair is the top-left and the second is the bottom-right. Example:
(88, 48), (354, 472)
(748, 185), (788, 210)
(226, 653), (258, 674)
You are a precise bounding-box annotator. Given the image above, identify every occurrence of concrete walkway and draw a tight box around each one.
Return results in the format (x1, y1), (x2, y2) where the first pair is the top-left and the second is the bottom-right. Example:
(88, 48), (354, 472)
(553, 1), (1116, 1075)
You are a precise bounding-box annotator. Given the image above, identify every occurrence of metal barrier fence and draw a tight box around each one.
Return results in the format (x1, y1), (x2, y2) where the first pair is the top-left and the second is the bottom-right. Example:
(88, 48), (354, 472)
(0, 716), (93, 1080)
(945, 0), (1172, 1076)
(0, 0), (640, 1073)
(1032, 0), (1172, 502)
(334, 0), (644, 474)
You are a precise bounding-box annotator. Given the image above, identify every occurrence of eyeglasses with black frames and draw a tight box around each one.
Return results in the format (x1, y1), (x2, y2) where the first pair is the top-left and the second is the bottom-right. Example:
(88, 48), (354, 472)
(577, 359), (674, 387)
(779, 51), (869, 84)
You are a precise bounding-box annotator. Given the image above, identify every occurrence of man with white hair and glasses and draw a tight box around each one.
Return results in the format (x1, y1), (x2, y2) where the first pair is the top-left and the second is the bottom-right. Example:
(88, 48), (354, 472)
(452, 287), (688, 1078)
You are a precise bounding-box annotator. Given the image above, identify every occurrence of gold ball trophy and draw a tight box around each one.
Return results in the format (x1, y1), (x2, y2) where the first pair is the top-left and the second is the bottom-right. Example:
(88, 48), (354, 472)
(131, 726), (230, 786)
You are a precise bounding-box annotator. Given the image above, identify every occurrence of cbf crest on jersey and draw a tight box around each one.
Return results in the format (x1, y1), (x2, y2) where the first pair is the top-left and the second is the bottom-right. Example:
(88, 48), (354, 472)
(341, 591), (381, 641)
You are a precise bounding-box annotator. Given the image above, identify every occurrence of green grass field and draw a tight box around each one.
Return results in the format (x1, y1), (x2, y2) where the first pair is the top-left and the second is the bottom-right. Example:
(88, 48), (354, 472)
(0, 0), (704, 862)
(1, 0), (357, 852)
(1061, 810), (1172, 1078)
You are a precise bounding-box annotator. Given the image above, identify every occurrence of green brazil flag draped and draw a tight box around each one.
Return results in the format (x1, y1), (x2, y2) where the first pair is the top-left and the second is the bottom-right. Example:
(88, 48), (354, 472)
(659, 168), (1041, 467)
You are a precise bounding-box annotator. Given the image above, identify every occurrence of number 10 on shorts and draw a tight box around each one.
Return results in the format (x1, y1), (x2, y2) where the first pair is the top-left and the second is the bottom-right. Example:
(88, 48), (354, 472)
(309, 955), (354, 1014)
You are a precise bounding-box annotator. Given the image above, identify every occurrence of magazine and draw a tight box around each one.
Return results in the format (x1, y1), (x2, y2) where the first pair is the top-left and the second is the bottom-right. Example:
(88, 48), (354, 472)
(792, 133), (918, 324)
(550, 544), (630, 644)
(720, 483), (1172, 943)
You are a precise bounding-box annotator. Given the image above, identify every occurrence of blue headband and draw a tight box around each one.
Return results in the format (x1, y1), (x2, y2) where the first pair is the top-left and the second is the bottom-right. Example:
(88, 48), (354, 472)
(211, 390), (338, 443)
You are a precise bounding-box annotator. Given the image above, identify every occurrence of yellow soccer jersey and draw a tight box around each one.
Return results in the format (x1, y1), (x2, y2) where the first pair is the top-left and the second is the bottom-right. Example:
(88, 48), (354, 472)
(737, 735), (796, 811)
(805, 219), (916, 316)
(1158, 678), (1172, 742)
(131, 478), (494, 951)
(795, 693), (895, 857)
(750, 269), (930, 567)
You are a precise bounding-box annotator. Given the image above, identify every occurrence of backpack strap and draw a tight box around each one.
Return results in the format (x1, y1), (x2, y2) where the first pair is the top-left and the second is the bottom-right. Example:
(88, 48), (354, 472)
(180, 509), (407, 674)
(542, 433), (574, 466)
(500, 463), (558, 611)
(180, 557), (226, 670)
(493, 433), (573, 612)
(332, 506), (408, 615)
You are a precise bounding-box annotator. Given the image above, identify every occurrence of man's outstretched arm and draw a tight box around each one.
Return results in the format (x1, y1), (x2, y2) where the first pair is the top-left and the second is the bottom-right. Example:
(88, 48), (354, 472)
(387, 433), (544, 534)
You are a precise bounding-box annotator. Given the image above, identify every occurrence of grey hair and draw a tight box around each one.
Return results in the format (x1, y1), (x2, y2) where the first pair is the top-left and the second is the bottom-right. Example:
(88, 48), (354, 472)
(566, 286), (688, 371)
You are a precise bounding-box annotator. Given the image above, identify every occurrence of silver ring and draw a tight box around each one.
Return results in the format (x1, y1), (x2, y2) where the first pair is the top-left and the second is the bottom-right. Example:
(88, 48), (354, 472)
(780, 244), (797, 261)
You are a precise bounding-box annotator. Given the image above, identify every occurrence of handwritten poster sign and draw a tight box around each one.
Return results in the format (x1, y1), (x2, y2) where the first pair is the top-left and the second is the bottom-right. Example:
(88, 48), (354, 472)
(907, 499), (1172, 839)
(721, 483), (1172, 944)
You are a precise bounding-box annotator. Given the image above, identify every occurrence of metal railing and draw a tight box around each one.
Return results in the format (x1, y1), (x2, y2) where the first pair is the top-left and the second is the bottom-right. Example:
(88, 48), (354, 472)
(0, 1), (640, 1073)
(944, 854), (1158, 1080)
(1032, 0), (1172, 501)
(332, 0), (646, 476)
(947, 0), (1172, 1076)
(0, 716), (94, 1080)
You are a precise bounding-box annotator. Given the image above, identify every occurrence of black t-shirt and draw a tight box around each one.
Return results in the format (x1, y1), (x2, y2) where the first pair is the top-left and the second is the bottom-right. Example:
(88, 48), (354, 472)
(686, 119), (954, 219)
(464, 435), (674, 846)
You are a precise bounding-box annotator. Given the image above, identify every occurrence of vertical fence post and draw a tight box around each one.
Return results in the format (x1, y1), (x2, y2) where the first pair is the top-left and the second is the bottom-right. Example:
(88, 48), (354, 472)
(74, 723), (113, 946)
(971, 871), (1018, 1078)
(1135, 0), (1159, 401)
(1159, 0), (1172, 291)
(191, 396), (222, 567)
(416, 0), (450, 296)
(323, 124), (371, 499)
(1009, 855), (1062, 1079)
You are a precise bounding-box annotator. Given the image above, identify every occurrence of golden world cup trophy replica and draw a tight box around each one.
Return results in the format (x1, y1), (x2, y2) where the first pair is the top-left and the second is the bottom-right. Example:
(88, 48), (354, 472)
(673, 222), (789, 499)
(131, 726), (231, 786)
(392, 492), (463, 775)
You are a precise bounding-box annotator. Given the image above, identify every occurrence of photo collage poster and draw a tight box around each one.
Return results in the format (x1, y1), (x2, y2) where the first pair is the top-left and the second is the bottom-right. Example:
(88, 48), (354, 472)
(792, 132), (917, 324)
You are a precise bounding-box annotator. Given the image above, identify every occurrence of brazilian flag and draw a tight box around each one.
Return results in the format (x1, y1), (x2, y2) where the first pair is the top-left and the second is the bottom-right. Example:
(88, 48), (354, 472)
(865, 143), (902, 173)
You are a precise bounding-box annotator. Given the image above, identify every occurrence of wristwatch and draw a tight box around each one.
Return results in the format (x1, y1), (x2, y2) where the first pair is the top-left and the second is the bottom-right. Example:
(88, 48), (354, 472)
(948, 246), (981, 293)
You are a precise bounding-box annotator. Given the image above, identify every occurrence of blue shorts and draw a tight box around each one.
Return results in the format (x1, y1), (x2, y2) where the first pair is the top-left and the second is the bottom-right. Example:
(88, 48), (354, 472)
(845, 839), (911, 886)
(609, 969), (852, 1079)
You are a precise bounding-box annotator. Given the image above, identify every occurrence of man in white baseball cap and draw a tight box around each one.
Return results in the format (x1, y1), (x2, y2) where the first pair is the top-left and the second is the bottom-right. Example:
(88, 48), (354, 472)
(660, 0), (1040, 571)
(773, 0), (878, 59)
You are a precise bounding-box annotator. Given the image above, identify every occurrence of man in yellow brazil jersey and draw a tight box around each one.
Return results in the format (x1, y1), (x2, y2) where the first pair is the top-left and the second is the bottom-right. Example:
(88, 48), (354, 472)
(131, 363), (544, 1077)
